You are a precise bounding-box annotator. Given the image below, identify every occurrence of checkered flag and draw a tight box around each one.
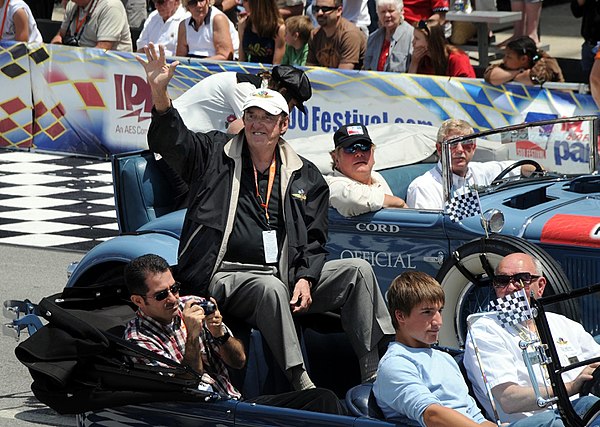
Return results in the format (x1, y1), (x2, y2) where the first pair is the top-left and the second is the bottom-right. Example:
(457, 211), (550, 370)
(489, 289), (532, 328)
(445, 189), (482, 222)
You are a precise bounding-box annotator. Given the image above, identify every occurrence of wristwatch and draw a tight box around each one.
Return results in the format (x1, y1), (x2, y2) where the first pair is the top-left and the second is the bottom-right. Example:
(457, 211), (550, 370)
(213, 331), (231, 346)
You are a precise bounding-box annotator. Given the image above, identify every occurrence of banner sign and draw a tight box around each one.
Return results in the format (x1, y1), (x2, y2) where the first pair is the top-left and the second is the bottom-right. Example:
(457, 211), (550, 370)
(0, 40), (598, 158)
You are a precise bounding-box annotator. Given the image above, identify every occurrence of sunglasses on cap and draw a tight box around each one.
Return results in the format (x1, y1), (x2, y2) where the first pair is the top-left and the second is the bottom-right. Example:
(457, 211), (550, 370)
(492, 273), (540, 289)
(148, 281), (181, 301)
(416, 19), (430, 35)
(312, 4), (338, 13)
(343, 143), (372, 154)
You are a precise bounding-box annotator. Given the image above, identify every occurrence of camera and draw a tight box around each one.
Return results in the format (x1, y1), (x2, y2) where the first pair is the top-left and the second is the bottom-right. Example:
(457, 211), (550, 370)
(191, 300), (216, 315)
(63, 35), (80, 47)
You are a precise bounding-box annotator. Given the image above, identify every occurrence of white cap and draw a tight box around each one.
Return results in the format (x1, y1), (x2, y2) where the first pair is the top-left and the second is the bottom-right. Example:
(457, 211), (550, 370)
(242, 89), (289, 116)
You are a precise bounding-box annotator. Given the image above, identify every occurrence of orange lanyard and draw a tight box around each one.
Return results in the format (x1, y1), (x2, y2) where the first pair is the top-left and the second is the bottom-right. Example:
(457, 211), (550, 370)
(73, 0), (97, 36)
(0, 0), (10, 41)
(253, 154), (276, 223)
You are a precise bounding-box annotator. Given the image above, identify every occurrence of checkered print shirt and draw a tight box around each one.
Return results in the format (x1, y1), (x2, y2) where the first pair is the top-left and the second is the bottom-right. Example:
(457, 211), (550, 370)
(123, 295), (241, 399)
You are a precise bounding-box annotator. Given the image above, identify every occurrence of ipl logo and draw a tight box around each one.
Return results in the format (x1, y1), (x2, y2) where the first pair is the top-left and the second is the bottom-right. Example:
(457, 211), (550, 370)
(114, 74), (152, 122)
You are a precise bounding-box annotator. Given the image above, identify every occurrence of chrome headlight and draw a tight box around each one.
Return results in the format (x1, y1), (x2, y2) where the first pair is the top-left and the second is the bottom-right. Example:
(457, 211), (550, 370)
(480, 209), (505, 233)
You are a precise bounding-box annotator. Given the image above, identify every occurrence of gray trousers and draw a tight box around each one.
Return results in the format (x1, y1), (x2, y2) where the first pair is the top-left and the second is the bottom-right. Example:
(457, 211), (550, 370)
(209, 258), (394, 372)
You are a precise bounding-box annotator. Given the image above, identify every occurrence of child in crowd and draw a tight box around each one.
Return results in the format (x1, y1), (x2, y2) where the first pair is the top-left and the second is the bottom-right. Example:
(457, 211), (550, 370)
(281, 15), (313, 66)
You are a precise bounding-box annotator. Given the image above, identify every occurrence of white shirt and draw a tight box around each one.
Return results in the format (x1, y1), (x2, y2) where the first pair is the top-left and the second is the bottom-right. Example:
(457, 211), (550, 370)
(406, 160), (517, 210)
(184, 7), (238, 58)
(136, 6), (189, 56)
(342, 0), (370, 31)
(173, 71), (258, 133)
(0, 0), (43, 43)
(464, 312), (600, 423)
(325, 169), (394, 217)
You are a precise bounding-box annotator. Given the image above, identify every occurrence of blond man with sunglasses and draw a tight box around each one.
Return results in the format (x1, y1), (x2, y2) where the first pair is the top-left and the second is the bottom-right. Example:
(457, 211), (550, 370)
(463, 253), (600, 425)
(406, 119), (532, 210)
(326, 123), (406, 217)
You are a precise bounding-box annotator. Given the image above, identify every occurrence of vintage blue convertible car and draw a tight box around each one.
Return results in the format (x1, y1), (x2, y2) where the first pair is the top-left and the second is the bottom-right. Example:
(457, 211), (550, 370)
(67, 115), (599, 346)
(6, 115), (600, 426)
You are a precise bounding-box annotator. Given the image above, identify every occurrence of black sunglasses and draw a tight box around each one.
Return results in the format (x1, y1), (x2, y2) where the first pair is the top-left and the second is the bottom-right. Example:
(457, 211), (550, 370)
(343, 143), (372, 154)
(492, 273), (540, 289)
(312, 5), (338, 13)
(149, 282), (181, 301)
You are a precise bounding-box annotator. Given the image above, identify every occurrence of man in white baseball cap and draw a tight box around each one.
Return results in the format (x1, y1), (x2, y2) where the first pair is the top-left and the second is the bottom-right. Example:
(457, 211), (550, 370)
(138, 43), (394, 392)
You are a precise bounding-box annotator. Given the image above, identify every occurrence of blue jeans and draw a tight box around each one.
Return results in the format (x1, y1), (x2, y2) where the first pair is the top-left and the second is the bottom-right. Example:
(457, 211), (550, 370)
(581, 41), (599, 83)
(508, 396), (600, 427)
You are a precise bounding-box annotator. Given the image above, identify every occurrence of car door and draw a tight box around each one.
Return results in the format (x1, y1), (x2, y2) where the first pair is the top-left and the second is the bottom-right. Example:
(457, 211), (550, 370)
(326, 207), (450, 295)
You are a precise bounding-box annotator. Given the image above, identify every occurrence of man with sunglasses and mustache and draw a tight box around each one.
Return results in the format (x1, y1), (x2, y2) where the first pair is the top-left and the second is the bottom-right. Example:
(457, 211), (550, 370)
(406, 119), (535, 210)
(306, 0), (366, 69)
(463, 253), (600, 425)
(123, 254), (346, 414)
(325, 123), (407, 217)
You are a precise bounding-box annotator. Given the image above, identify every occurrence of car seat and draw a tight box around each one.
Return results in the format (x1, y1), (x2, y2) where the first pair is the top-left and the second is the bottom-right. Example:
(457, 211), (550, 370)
(345, 382), (385, 420)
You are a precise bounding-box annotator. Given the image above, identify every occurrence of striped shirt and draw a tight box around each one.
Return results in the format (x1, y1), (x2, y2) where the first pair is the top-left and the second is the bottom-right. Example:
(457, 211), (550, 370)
(123, 295), (241, 399)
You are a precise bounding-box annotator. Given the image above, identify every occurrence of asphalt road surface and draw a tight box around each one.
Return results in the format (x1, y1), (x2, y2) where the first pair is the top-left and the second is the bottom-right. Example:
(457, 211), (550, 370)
(0, 245), (81, 427)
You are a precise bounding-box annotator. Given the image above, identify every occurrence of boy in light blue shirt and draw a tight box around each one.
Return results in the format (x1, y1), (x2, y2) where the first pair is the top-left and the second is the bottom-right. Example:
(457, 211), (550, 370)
(374, 271), (576, 427)
(373, 271), (494, 427)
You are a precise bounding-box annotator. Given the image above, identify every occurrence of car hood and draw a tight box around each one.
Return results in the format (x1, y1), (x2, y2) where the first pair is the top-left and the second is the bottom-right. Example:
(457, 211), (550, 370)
(476, 179), (600, 248)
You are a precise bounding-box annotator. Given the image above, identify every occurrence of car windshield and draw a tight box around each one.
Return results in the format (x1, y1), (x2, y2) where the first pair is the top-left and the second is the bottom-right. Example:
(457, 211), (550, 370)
(443, 116), (599, 194)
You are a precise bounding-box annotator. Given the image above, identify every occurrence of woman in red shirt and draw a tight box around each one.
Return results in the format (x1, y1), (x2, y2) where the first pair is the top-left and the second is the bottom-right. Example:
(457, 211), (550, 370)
(408, 20), (475, 78)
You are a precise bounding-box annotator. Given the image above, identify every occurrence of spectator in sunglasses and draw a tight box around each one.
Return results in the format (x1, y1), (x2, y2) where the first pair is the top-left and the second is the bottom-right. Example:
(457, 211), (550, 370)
(325, 123), (407, 217)
(406, 119), (536, 210)
(464, 252), (600, 425)
(123, 254), (346, 414)
(306, 0), (366, 69)
(484, 36), (563, 86)
(136, 0), (189, 57)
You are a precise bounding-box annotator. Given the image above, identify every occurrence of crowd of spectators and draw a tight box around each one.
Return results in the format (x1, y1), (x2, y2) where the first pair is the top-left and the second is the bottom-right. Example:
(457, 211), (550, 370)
(14, 1), (584, 85)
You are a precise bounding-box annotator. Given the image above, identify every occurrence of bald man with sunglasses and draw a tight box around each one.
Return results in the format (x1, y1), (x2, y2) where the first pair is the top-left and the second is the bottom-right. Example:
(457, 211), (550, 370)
(325, 123), (406, 217)
(463, 253), (600, 425)
(406, 119), (535, 210)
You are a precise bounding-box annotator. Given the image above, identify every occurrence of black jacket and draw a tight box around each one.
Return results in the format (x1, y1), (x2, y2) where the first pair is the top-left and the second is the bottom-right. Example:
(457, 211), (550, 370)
(571, 0), (600, 44)
(148, 107), (329, 296)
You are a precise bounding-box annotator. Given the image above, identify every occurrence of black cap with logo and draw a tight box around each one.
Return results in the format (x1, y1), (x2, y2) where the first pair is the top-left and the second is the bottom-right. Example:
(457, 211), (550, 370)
(333, 123), (373, 148)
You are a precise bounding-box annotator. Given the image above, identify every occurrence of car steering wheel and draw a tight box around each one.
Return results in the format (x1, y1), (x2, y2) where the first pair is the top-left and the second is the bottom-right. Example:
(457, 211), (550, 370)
(580, 366), (600, 397)
(491, 159), (544, 185)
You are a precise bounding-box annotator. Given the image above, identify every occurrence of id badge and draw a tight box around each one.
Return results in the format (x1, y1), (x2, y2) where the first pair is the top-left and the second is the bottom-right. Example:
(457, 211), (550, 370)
(262, 230), (278, 264)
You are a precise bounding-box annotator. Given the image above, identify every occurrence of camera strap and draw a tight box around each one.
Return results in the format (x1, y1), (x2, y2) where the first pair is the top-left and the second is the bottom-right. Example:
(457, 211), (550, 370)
(0, 0), (10, 41)
(68, 0), (98, 39)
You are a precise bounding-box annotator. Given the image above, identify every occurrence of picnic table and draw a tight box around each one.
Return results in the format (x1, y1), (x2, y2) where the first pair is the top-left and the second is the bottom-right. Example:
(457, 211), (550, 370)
(446, 11), (523, 68)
